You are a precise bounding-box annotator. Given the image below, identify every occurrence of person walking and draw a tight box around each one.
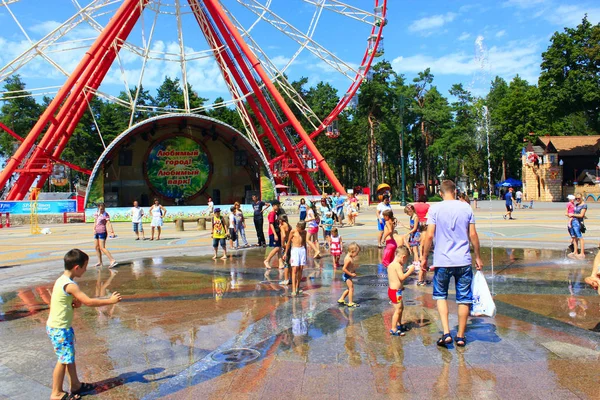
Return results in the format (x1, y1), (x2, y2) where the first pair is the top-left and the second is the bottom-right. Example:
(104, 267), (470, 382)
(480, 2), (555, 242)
(93, 203), (118, 268)
(515, 189), (523, 209)
(421, 180), (483, 348)
(503, 187), (514, 220)
(298, 198), (308, 222)
(211, 208), (228, 260)
(234, 202), (249, 248)
(252, 195), (270, 247)
(207, 196), (214, 215)
(473, 189), (479, 209)
(149, 198), (167, 240)
(264, 202), (282, 269)
(376, 195), (392, 247)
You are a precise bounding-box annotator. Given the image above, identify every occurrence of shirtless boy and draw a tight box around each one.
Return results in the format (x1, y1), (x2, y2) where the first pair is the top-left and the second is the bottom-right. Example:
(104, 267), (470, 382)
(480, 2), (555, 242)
(284, 221), (320, 296)
(279, 215), (292, 285)
(337, 243), (361, 307)
(388, 246), (415, 336)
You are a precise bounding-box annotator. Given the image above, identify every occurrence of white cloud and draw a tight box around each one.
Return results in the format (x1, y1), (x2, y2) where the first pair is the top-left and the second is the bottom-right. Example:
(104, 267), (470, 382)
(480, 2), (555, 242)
(496, 30), (506, 38)
(544, 5), (600, 26)
(458, 32), (471, 41)
(503, 1), (600, 26)
(392, 38), (541, 85)
(503, 0), (548, 9)
(408, 12), (457, 35)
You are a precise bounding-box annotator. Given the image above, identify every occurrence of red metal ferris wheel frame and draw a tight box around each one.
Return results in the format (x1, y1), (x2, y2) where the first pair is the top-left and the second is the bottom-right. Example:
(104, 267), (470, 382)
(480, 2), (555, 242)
(0, 0), (386, 199)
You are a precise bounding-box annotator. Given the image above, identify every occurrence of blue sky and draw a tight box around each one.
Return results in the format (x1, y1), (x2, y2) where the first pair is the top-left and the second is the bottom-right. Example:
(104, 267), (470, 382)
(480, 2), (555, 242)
(0, 0), (599, 105)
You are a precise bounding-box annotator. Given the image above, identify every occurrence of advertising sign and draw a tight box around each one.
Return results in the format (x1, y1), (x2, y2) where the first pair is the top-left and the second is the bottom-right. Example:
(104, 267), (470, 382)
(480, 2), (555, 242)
(145, 135), (211, 200)
(0, 200), (77, 214)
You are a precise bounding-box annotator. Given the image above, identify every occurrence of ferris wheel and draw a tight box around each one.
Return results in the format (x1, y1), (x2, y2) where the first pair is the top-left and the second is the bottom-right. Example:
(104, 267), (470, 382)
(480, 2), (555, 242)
(0, 0), (387, 199)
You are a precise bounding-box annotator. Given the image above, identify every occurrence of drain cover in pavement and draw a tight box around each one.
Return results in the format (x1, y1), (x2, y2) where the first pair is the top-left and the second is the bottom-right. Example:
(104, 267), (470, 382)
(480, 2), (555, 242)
(403, 299), (422, 306)
(211, 348), (260, 363)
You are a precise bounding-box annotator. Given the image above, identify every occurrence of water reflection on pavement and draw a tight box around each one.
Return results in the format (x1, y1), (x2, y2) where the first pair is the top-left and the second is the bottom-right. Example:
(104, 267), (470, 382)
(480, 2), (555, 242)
(0, 246), (599, 399)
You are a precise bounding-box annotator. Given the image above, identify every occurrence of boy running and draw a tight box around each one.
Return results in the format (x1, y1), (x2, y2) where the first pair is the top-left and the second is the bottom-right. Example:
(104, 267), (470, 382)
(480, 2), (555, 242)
(388, 246), (415, 336)
(337, 243), (361, 307)
(284, 221), (320, 296)
(47, 249), (122, 400)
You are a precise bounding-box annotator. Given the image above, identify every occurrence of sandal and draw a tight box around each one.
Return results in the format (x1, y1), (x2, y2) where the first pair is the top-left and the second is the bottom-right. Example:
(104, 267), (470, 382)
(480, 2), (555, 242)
(72, 382), (94, 395)
(54, 393), (81, 400)
(347, 302), (360, 308)
(337, 299), (346, 305)
(437, 333), (453, 347)
(455, 336), (466, 347)
(390, 329), (405, 336)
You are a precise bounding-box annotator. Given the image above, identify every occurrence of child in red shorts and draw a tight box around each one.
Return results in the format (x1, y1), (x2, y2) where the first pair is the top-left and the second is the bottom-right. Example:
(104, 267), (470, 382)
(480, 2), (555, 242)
(387, 246), (415, 336)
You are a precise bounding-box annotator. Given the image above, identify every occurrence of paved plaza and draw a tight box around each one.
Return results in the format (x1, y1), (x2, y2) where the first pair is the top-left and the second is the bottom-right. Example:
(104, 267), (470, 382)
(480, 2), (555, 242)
(1, 201), (599, 399)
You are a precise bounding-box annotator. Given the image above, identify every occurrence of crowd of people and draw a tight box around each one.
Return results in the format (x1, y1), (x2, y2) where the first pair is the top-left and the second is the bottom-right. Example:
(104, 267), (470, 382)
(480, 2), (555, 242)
(70, 182), (597, 400)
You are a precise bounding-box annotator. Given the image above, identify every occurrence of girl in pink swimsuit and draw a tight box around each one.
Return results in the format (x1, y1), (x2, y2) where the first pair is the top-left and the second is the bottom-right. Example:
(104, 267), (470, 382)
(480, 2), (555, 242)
(381, 209), (397, 267)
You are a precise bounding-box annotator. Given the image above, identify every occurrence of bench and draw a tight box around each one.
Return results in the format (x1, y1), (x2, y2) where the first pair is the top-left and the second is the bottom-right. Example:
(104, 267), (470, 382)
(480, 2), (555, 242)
(173, 217), (212, 231)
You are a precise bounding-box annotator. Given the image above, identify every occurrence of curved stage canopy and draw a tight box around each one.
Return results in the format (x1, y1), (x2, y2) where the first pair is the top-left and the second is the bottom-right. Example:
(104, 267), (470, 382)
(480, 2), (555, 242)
(85, 114), (275, 207)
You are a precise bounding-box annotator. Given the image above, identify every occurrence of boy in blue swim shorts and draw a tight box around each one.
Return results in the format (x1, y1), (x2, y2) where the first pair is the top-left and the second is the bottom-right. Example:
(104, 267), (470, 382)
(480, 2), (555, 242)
(47, 249), (122, 400)
(337, 243), (361, 307)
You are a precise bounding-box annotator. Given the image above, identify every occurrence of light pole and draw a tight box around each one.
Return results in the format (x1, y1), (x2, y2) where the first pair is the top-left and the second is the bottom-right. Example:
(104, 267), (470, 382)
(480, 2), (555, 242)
(393, 95), (407, 206)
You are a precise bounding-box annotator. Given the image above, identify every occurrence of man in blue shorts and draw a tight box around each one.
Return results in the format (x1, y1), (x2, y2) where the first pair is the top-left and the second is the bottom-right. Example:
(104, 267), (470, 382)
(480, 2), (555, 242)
(421, 180), (483, 348)
(376, 195), (392, 248)
(503, 187), (514, 220)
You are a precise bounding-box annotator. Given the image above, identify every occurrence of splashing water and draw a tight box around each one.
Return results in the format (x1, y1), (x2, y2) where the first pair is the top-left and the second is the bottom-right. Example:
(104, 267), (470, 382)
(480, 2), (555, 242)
(473, 36), (495, 294)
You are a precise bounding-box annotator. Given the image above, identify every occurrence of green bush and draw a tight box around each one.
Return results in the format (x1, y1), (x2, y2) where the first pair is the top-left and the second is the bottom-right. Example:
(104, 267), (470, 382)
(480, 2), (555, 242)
(428, 194), (443, 202)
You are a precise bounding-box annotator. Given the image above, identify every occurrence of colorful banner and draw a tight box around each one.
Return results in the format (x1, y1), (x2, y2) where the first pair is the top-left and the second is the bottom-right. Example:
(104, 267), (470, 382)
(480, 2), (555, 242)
(85, 204), (255, 223)
(146, 135), (210, 200)
(0, 200), (77, 214)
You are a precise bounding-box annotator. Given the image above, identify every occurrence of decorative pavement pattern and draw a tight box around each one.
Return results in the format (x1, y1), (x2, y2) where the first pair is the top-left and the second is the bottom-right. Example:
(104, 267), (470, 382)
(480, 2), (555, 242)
(0, 201), (599, 399)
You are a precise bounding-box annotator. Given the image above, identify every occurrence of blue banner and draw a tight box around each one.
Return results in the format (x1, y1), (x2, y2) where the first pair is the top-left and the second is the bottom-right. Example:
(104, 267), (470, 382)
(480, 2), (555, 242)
(0, 200), (77, 214)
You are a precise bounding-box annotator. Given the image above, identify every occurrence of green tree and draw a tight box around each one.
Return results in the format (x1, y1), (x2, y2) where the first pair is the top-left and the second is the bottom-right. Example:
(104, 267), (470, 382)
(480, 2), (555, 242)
(539, 16), (600, 134)
(488, 76), (544, 179)
(0, 75), (42, 157)
(156, 77), (207, 111)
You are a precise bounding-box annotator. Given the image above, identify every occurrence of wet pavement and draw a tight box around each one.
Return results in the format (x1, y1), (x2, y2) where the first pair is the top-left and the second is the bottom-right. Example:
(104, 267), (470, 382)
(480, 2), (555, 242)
(1, 246), (599, 399)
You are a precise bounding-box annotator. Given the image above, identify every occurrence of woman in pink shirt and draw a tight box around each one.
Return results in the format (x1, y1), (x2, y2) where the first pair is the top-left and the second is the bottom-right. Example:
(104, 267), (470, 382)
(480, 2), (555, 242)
(93, 203), (118, 268)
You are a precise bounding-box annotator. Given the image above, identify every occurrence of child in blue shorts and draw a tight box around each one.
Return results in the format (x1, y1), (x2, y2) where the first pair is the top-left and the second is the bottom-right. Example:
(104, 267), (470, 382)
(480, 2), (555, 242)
(47, 249), (122, 400)
(337, 243), (361, 307)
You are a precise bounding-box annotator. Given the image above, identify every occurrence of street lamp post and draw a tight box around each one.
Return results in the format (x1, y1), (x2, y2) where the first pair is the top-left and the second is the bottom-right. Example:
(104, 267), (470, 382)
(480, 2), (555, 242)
(398, 95), (407, 206)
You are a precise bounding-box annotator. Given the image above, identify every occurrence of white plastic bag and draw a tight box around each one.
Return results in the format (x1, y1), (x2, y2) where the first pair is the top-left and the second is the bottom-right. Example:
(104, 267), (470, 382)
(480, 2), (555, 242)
(470, 271), (496, 317)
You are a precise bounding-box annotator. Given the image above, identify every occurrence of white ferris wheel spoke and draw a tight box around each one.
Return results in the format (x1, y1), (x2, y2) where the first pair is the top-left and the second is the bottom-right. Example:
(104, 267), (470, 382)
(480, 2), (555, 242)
(302, 0), (380, 25)
(221, 4), (321, 131)
(129, 0), (162, 125)
(236, 0), (358, 81)
(0, 0), (117, 82)
(175, 0), (190, 112)
(190, 0), (257, 138)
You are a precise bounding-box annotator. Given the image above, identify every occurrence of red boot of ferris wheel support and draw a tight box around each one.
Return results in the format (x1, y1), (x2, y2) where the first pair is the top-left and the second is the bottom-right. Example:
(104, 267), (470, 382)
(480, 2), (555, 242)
(0, 212), (10, 228)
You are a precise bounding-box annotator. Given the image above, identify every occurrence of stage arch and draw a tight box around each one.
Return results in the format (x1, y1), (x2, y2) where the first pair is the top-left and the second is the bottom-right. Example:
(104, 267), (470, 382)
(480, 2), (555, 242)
(85, 114), (275, 208)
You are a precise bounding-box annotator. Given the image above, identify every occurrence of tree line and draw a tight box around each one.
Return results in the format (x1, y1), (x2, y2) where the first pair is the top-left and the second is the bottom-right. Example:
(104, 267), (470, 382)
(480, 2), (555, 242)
(1, 17), (598, 199)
